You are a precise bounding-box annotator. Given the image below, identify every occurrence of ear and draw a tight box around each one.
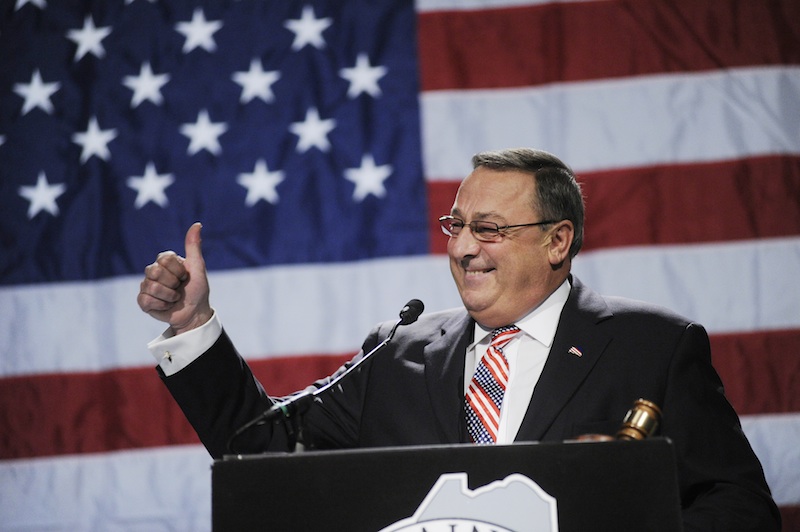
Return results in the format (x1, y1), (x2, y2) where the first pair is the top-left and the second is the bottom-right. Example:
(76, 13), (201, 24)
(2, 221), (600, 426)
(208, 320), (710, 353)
(546, 220), (574, 267)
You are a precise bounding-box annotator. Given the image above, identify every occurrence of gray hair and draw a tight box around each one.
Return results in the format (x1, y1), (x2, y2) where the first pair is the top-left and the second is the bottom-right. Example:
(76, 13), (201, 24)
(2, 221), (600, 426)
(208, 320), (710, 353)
(471, 148), (585, 258)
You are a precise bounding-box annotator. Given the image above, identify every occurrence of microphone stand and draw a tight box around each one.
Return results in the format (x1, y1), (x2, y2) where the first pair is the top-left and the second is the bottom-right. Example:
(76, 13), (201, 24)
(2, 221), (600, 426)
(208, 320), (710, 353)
(227, 300), (423, 454)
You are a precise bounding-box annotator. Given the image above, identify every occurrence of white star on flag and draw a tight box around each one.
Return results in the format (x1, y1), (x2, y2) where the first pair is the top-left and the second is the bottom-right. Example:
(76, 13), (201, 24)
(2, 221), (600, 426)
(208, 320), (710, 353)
(237, 159), (285, 206)
(66, 15), (112, 61)
(13, 69), (60, 115)
(344, 154), (392, 201)
(123, 62), (170, 107)
(175, 8), (222, 53)
(180, 109), (228, 156)
(339, 53), (388, 98)
(72, 116), (118, 163)
(232, 59), (281, 104)
(126, 162), (175, 209)
(289, 107), (336, 153)
(18, 171), (67, 218)
(284, 5), (332, 51)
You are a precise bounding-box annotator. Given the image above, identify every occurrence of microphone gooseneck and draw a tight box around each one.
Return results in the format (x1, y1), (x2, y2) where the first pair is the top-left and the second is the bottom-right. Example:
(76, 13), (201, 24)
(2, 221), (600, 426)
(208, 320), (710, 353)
(227, 299), (425, 454)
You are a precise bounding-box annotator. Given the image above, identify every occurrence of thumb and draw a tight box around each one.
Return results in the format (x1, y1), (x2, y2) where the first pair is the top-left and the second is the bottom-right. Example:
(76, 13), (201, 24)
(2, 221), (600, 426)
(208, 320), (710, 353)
(184, 222), (205, 264)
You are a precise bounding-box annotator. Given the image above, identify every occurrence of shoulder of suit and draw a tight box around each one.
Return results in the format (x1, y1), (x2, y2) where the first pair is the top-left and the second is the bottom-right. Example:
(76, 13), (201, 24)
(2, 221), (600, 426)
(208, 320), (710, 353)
(601, 294), (694, 328)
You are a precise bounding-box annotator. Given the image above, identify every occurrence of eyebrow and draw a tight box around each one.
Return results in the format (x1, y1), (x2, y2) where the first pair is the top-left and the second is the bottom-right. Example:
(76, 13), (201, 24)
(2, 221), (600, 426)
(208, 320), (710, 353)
(450, 208), (506, 222)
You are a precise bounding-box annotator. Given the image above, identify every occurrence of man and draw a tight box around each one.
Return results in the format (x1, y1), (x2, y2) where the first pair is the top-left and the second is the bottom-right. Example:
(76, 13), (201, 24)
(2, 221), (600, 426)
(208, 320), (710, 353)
(138, 148), (780, 530)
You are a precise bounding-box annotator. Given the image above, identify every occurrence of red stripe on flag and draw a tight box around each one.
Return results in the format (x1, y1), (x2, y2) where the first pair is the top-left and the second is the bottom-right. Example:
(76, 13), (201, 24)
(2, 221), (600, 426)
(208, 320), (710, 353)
(781, 506), (800, 532)
(3, 329), (798, 460)
(0, 354), (351, 460)
(711, 329), (800, 416)
(418, 1), (800, 91)
(0, 366), (200, 460)
(427, 155), (800, 254)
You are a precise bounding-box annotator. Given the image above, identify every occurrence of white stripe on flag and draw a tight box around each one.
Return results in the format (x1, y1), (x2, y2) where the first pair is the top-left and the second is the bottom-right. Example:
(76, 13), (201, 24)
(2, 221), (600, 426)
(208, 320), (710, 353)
(421, 67), (800, 179)
(0, 256), (461, 377)
(572, 236), (800, 334)
(742, 413), (800, 506)
(0, 445), (212, 532)
(2, 237), (799, 376)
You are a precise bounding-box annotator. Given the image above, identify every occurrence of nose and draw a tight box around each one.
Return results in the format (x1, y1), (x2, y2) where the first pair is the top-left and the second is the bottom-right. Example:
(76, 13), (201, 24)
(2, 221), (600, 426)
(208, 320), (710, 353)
(447, 225), (482, 261)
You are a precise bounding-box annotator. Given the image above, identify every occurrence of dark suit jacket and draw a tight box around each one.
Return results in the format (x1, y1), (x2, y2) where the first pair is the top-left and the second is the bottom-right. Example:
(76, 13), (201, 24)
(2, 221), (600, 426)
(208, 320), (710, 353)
(161, 276), (780, 531)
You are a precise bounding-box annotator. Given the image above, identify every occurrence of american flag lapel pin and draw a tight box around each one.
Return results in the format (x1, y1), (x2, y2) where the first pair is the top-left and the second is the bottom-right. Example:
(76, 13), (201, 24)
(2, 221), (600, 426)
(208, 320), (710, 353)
(568, 346), (583, 358)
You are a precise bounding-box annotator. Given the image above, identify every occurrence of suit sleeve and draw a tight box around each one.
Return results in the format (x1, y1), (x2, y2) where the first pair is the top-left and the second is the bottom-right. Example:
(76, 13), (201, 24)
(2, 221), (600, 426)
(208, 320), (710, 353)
(159, 326), (380, 459)
(662, 323), (781, 531)
(158, 329), (280, 459)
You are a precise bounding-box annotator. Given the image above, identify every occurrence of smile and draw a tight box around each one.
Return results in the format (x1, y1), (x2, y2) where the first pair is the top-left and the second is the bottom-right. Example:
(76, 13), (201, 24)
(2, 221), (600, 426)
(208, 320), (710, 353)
(465, 268), (495, 276)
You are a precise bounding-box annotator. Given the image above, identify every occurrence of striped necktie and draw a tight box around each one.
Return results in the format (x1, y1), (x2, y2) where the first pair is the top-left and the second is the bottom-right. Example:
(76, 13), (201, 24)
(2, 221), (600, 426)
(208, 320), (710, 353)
(465, 325), (520, 444)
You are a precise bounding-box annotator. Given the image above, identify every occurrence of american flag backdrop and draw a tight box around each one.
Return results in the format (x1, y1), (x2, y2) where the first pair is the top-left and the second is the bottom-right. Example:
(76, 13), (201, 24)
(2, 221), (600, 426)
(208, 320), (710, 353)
(1, 0), (799, 529)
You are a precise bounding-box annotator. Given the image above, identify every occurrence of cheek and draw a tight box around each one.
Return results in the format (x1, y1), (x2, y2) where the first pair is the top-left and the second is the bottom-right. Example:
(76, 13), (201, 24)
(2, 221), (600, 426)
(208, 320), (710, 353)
(446, 238), (456, 257)
(506, 251), (541, 288)
(448, 255), (460, 282)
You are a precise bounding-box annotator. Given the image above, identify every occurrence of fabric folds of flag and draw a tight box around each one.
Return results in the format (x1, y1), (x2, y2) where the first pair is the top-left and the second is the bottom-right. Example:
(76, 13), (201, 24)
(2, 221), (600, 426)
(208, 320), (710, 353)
(1, 0), (799, 530)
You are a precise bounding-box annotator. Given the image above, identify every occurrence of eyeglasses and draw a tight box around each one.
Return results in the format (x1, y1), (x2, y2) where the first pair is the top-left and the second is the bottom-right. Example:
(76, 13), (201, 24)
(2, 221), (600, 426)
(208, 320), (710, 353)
(438, 215), (557, 242)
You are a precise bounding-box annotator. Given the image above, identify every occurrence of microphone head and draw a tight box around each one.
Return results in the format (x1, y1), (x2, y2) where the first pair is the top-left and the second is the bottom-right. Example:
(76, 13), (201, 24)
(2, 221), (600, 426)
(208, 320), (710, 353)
(399, 299), (424, 325)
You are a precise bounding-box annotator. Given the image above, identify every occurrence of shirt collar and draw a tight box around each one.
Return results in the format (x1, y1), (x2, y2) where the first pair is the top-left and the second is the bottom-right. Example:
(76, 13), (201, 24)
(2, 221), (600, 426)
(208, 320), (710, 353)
(469, 278), (571, 350)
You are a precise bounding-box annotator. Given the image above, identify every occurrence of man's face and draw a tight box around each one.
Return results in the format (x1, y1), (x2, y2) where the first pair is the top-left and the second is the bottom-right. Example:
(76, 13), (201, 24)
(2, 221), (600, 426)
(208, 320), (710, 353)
(447, 167), (566, 328)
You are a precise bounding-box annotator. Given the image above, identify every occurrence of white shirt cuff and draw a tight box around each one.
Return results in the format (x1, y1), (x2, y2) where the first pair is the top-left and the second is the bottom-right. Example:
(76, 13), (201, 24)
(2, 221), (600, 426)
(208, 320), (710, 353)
(147, 310), (222, 377)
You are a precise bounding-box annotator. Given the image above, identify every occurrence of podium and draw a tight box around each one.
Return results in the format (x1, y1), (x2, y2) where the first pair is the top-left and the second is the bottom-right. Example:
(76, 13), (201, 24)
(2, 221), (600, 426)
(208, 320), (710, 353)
(212, 438), (683, 531)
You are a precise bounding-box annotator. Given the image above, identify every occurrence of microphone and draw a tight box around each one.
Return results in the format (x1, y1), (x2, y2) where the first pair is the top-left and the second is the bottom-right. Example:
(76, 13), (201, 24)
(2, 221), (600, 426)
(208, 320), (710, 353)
(227, 299), (425, 454)
(399, 299), (424, 325)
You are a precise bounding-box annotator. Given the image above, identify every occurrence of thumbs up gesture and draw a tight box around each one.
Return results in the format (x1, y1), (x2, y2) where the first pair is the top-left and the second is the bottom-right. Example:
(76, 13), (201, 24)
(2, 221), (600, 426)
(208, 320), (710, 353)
(137, 222), (213, 335)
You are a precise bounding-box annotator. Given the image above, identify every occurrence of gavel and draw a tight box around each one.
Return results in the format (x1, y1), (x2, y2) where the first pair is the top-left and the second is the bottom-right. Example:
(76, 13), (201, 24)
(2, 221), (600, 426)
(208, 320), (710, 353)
(616, 398), (662, 440)
(572, 398), (662, 442)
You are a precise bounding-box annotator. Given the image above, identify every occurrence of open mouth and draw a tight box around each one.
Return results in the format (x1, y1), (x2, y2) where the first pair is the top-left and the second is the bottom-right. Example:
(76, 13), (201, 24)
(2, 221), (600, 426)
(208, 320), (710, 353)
(465, 268), (495, 276)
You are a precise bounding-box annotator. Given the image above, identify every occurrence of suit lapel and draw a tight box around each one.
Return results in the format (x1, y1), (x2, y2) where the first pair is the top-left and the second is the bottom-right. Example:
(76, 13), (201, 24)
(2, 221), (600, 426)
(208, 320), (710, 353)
(423, 311), (473, 443)
(517, 277), (614, 441)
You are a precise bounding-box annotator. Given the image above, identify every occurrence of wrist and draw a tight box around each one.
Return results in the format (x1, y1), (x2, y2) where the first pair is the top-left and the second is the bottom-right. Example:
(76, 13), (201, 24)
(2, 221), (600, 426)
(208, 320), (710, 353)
(170, 307), (214, 336)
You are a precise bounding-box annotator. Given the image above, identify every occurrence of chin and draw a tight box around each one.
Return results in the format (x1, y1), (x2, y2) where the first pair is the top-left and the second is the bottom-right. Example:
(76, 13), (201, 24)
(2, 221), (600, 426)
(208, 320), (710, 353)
(467, 303), (523, 329)
(464, 306), (498, 327)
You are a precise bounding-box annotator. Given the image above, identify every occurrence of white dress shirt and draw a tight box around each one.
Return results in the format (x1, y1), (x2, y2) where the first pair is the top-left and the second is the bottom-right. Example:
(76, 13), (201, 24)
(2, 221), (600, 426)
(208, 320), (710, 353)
(464, 278), (571, 444)
(148, 310), (222, 377)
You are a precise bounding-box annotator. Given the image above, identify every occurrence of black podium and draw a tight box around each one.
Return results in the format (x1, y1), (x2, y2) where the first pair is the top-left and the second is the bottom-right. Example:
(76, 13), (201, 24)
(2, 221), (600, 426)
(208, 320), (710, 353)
(212, 438), (682, 531)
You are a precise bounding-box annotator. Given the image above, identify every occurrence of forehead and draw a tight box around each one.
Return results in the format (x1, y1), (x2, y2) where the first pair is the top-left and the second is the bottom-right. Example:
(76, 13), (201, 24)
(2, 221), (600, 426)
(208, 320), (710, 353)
(451, 167), (537, 218)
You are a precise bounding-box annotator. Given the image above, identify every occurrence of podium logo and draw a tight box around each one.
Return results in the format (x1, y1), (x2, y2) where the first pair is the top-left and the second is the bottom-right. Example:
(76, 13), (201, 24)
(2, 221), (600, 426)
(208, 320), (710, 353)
(379, 472), (558, 532)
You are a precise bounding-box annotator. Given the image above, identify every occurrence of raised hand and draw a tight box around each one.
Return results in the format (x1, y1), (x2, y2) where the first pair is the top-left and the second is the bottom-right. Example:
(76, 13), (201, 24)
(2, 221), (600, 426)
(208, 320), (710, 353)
(137, 222), (213, 335)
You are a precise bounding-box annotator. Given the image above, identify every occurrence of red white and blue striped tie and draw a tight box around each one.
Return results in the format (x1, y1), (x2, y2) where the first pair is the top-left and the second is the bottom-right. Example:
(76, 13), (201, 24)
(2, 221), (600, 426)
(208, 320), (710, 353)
(465, 325), (520, 444)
